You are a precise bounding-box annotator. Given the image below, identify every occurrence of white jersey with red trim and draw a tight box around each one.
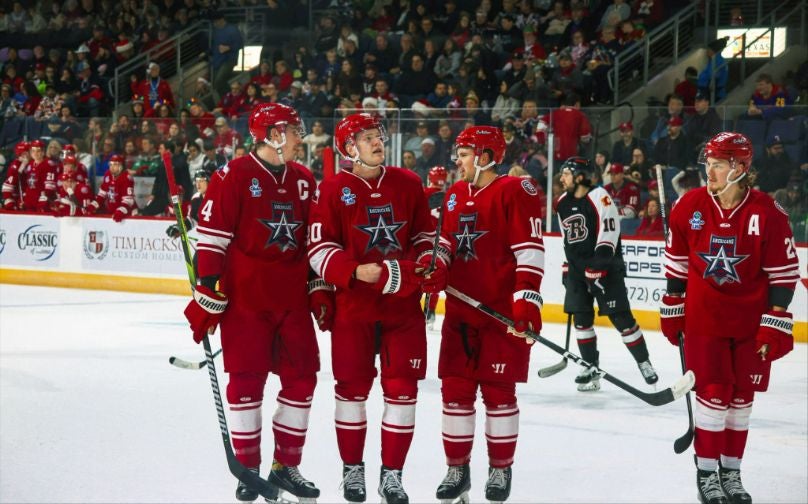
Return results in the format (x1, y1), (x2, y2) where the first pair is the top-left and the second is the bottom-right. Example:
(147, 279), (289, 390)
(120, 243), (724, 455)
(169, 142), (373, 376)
(665, 187), (800, 339)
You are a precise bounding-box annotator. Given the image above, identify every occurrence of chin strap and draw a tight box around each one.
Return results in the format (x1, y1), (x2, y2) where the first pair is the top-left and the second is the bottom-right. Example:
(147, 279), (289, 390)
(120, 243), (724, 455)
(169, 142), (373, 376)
(471, 154), (496, 186)
(709, 165), (746, 197)
(264, 131), (288, 164)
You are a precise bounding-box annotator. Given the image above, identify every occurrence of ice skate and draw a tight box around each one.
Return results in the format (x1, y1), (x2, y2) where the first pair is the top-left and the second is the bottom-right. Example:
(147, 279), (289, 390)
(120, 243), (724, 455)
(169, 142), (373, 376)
(267, 460), (319, 503)
(236, 467), (261, 502)
(340, 462), (367, 502)
(435, 464), (470, 504)
(378, 466), (408, 504)
(485, 466), (512, 503)
(426, 310), (437, 331)
(697, 469), (729, 504)
(637, 360), (659, 385)
(719, 465), (752, 504)
(575, 366), (600, 392)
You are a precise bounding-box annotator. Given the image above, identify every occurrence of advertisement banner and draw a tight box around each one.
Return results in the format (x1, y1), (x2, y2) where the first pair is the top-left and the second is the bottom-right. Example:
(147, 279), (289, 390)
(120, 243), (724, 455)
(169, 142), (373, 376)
(80, 218), (187, 276)
(0, 214), (60, 267)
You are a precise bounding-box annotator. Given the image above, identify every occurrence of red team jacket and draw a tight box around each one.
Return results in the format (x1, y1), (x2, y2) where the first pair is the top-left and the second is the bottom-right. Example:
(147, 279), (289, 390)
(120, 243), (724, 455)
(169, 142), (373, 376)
(196, 154), (316, 312)
(308, 167), (437, 322)
(665, 187), (800, 340)
(92, 171), (135, 214)
(441, 176), (545, 324)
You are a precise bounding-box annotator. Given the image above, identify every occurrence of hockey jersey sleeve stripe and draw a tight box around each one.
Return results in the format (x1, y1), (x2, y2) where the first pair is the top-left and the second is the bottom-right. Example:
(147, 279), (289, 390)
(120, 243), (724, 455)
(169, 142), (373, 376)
(596, 241), (616, 251)
(762, 263), (800, 272)
(1, 183), (14, 192)
(515, 265), (544, 276)
(510, 241), (545, 251)
(197, 243), (226, 255)
(122, 196), (135, 205)
(197, 225), (234, 238)
(664, 265), (688, 279)
(513, 247), (544, 269)
(197, 233), (231, 252)
(308, 241), (343, 257)
(666, 252), (689, 261)
(310, 247), (338, 278)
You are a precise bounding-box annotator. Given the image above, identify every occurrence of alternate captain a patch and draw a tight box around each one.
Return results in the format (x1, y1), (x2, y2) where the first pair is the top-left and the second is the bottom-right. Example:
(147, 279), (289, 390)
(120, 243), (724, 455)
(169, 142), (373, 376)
(697, 235), (749, 285)
(357, 204), (405, 254)
(453, 212), (488, 262)
(259, 201), (303, 251)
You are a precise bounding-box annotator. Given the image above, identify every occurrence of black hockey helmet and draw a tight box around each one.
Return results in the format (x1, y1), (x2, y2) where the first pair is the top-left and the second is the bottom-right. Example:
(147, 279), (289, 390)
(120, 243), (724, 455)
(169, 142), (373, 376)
(560, 156), (595, 185)
(194, 169), (211, 181)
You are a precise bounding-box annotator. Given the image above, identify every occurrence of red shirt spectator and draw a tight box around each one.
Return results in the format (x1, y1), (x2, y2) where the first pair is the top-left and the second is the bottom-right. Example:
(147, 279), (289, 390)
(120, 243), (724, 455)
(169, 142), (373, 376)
(634, 199), (664, 237)
(536, 95), (592, 161)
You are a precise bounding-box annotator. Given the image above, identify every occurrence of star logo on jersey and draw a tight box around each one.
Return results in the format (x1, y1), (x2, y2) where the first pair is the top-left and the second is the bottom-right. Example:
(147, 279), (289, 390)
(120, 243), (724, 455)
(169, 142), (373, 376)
(259, 201), (302, 251)
(453, 212), (488, 261)
(698, 235), (749, 285)
(357, 204), (405, 254)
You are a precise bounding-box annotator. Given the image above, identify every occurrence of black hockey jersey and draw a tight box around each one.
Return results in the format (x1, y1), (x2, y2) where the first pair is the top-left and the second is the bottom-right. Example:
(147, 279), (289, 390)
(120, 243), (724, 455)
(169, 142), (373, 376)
(556, 186), (624, 274)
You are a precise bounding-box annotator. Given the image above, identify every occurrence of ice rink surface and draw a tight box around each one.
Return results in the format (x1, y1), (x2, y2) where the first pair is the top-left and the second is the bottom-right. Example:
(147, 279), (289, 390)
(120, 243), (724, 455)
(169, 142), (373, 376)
(1, 284), (806, 504)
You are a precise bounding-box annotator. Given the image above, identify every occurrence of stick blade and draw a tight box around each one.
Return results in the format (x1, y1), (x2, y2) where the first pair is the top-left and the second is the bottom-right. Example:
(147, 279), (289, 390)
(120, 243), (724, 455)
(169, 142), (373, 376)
(671, 370), (696, 400)
(537, 359), (567, 378)
(169, 356), (206, 370)
(673, 430), (694, 454)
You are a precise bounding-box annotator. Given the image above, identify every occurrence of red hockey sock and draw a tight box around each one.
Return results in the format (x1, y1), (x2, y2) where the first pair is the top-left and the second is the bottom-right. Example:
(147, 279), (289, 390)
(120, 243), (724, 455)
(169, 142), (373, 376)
(380, 377), (418, 469)
(482, 381), (518, 468)
(227, 372), (268, 468)
(334, 381), (371, 465)
(272, 375), (316, 466)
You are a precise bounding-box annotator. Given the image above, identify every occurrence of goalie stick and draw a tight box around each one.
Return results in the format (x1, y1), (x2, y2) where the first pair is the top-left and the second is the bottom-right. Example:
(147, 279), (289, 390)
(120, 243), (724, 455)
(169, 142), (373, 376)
(169, 347), (223, 370)
(445, 286), (695, 406)
(537, 313), (571, 378)
(162, 150), (277, 499)
(423, 190), (446, 319)
(655, 164), (695, 453)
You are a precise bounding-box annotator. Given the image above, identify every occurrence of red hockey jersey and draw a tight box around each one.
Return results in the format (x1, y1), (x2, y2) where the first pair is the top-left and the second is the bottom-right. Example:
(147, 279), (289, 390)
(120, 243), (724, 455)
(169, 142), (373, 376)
(53, 182), (93, 216)
(2, 158), (25, 209)
(20, 158), (59, 211)
(196, 153), (316, 311)
(441, 176), (545, 324)
(605, 180), (641, 218)
(308, 166), (438, 322)
(665, 187), (800, 339)
(92, 171), (135, 214)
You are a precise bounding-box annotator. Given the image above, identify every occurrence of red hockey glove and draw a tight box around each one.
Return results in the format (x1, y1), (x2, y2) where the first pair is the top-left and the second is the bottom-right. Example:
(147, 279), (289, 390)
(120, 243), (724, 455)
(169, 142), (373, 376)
(112, 207), (128, 222)
(184, 285), (228, 343)
(584, 268), (607, 295)
(659, 294), (685, 346)
(3, 199), (17, 211)
(417, 254), (448, 294)
(36, 193), (49, 213)
(373, 259), (423, 297)
(308, 278), (336, 332)
(755, 310), (794, 362)
(509, 290), (542, 344)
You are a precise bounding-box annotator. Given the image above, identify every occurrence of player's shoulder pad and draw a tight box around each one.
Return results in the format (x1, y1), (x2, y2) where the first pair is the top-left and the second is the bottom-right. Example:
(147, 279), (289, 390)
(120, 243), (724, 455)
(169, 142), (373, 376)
(586, 186), (611, 205)
(750, 188), (789, 217)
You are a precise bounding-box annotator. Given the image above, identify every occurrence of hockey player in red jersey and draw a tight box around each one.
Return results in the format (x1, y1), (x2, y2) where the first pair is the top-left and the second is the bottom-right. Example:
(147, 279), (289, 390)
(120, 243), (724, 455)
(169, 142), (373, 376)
(61, 145), (90, 184)
(660, 132), (800, 504)
(20, 139), (60, 212)
(307, 112), (442, 504)
(423, 165), (448, 329)
(61, 155), (90, 185)
(556, 157), (658, 392)
(53, 172), (93, 216)
(185, 103), (330, 503)
(2, 141), (30, 210)
(89, 154), (135, 221)
(604, 163), (641, 218)
(422, 125), (544, 504)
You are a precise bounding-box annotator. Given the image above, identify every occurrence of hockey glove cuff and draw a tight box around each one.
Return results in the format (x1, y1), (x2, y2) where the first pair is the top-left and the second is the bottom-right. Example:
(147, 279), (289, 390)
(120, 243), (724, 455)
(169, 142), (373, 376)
(509, 290), (542, 344)
(374, 259), (423, 297)
(308, 278), (336, 332)
(112, 207), (128, 222)
(184, 285), (228, 344)
(755, 310), (793, 362)
(659, 294), (685, 346)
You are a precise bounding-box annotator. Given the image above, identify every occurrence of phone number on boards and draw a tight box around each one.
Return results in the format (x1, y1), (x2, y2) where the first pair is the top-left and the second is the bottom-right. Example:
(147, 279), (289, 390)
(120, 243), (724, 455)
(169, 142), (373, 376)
(627, 286), (666, 302)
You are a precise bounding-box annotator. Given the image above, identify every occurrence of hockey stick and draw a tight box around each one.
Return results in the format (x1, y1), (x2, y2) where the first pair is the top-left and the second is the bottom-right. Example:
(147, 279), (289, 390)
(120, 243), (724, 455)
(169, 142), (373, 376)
(445, 286), (695, 406)
(655, 164), (695, 453)
(423, 190), (446, 319)
(162, 150), (277, 499)
(537, 312), (572, 378)
(169, 347), (223, 369)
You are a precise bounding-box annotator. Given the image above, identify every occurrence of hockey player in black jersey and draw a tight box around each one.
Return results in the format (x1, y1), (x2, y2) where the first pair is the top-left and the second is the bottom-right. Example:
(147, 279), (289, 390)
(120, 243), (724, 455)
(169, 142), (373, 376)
(555, 157), (658, 391)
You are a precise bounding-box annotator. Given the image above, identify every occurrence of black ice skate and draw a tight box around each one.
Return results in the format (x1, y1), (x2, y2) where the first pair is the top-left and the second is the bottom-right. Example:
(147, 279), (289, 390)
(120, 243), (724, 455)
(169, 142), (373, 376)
(638, 360), (659, 385)
(719, 465), (752, 504)
(697, 469), (729, 504)
(236, 467), (261, 502)
(340, 462), (367, 502)
(436, 464), (470, 504)
(267, 460), (320, 502)
(378, 466), (408, 504)
(575, 366), (600, 392)
(485, 466), (512, 503)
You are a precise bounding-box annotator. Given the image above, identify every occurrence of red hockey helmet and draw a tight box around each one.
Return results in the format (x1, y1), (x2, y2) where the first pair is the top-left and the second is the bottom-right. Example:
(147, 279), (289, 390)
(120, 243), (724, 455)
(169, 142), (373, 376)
(62, 144), (76, 153)
(452, 126), (506, 166)
(63, 155), (77, 166)
(334, 113), (388, 160)
(700, 132), (753, 174)
(428, 165), (448, 188)
(248, 103), (305, 146)
(29, 139), (45, 149)
(14, 141), (29, 157)
(109, 154), (125, 164)
(59, 171), (78, 182)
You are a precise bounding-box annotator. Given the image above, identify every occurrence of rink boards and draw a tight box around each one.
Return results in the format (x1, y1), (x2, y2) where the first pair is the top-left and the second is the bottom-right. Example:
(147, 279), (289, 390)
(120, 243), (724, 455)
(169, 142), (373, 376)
(1, 212), (806, 340)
